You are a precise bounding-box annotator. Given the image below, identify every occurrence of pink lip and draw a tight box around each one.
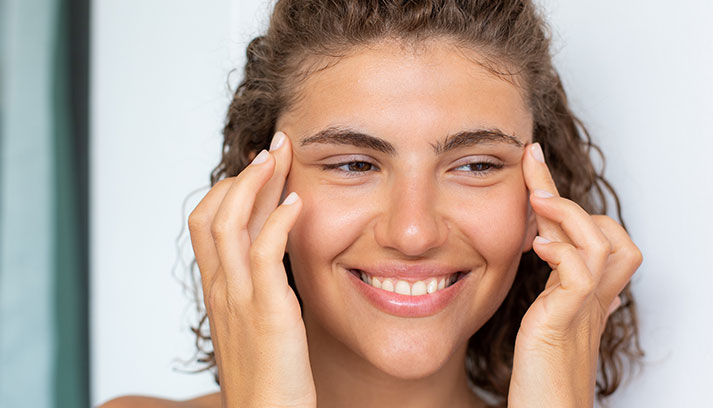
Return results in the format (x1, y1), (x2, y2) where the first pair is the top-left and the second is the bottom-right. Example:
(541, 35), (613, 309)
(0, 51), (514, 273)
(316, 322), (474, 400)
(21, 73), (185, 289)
(345, 269), (469, 317)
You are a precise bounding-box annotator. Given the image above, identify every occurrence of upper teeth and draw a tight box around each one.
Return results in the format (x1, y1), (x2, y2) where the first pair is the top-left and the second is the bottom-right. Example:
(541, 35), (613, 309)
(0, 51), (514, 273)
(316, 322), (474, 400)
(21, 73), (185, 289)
(359, 271), (456, 296)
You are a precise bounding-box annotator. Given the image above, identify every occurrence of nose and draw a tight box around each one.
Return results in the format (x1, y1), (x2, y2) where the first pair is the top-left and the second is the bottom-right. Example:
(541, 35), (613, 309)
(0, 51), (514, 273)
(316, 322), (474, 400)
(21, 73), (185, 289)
(374, 178), (448, 257)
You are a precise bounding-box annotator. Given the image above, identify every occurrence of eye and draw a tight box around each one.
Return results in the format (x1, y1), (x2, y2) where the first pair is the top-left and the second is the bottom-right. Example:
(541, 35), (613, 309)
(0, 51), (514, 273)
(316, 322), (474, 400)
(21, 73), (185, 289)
(321, 160), (379, 175)
(452, 159), (503, 176)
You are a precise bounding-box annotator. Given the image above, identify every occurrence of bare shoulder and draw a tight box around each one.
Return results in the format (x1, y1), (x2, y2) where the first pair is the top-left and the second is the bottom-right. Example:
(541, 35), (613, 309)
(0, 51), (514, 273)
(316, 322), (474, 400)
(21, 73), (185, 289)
(97, 395), (179, 408)
(98, 392), (221, 408)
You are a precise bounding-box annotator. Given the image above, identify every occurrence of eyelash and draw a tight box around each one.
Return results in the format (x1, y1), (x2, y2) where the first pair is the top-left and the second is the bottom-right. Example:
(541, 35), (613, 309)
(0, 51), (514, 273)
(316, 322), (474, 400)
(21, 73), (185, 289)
(453, 160), (504, 175)
(321, 161), (379, 176)
(321, 159), (503, 177)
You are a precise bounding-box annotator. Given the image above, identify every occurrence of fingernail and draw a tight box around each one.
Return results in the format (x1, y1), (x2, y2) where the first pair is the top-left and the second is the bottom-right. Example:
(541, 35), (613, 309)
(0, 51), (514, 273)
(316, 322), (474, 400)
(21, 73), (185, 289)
(531, 143), (545, 163)
(607, 296), (623, 315)
(270, 131), (286, 151)
(251, 150), (269, 165)
(282, 192), (299, 205)
(533, 189), (554, 198)
(534, 235), (551, 244)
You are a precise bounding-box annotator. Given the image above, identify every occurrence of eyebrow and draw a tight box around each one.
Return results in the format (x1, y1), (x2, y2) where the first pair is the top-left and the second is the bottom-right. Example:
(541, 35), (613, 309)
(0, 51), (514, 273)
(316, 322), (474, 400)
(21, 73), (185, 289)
(298, 125), (524, 155)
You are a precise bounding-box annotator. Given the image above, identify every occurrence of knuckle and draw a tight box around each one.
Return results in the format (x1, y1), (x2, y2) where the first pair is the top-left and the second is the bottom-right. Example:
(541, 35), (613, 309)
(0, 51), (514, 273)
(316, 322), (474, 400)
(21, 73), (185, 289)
(248, 243), (270, 269)
(592, 238), (612, 259)
(210, 218), (234, 241)
(204, 283), (226, 310)
(188, 179), (236, 233)
(558, 244), (595, 294)
(187, 208), (208, 233)
(626, 244), (644, 269)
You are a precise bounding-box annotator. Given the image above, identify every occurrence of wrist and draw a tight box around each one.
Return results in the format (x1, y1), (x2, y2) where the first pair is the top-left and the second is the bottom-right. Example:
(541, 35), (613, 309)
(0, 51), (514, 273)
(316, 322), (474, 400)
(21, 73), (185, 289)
(509, 335), (597, 408)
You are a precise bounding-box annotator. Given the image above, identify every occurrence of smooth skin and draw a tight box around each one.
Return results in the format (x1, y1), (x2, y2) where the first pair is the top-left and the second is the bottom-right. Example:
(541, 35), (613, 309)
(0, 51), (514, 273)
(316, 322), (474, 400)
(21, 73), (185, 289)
(100, 40), (640, 408)
(277, 41), (535, 408)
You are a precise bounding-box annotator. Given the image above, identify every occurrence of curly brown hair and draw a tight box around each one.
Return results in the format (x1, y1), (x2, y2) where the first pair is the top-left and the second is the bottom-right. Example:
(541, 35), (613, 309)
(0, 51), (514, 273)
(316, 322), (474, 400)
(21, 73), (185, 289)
(186, 0), (643, 405)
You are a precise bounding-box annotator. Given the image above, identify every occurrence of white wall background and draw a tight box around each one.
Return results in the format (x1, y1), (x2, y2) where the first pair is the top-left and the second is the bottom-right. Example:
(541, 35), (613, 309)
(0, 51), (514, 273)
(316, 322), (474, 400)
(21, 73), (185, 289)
(90, 0), (273, 403)
(90, 0), (712, 406)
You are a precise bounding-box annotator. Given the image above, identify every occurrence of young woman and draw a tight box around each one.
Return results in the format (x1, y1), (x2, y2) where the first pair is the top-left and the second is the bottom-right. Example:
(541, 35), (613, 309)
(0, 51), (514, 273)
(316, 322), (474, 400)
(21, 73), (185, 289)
(103, 1), (643, 407)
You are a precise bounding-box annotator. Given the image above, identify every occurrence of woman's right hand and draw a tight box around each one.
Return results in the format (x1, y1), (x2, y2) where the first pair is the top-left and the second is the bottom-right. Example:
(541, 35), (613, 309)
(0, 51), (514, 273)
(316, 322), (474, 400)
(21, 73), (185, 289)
(187, 131), (316, 408)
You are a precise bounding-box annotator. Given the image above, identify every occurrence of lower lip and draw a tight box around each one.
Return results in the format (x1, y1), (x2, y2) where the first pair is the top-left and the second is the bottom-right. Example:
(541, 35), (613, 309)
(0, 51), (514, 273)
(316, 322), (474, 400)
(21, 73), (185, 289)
(345, 269), (469, 317)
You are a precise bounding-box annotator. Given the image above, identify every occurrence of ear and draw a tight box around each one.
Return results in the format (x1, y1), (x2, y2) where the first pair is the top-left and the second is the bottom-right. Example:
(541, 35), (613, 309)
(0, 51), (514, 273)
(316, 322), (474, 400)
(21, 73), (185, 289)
(521, 201), (538, 252)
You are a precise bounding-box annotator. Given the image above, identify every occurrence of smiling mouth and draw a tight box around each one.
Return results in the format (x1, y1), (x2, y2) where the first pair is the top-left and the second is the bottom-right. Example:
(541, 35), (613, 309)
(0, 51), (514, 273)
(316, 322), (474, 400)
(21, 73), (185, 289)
(348, 269), (467, 296)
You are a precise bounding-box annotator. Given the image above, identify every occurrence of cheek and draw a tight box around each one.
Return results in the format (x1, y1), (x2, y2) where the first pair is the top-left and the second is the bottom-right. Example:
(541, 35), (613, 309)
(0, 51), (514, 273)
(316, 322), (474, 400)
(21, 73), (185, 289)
(446, 181), (530, 266)
(442, 179), (530, 326)
(285, 168), (374, 269)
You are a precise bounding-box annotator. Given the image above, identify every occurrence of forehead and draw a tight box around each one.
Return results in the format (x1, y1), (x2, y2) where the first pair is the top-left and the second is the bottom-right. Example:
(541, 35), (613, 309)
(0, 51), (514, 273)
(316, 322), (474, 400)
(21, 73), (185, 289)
(278, 40), (533, 144)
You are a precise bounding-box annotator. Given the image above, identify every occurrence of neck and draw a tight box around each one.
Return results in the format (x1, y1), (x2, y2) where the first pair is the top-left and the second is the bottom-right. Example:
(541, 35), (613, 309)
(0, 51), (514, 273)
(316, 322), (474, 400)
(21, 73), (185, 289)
(304, 315), (486, 408)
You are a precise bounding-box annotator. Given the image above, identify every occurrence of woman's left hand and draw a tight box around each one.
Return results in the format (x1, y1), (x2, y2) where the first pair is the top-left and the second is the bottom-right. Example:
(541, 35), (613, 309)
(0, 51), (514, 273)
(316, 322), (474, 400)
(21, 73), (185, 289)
(508, 143), (642, 408)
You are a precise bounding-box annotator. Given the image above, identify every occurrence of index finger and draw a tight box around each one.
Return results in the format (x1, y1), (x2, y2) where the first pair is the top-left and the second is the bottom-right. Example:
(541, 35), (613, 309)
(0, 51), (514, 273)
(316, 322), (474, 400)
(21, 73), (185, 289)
(247, 131), (293, 241)
(188, 178), (235, 283)
(522, 142), (570, 243)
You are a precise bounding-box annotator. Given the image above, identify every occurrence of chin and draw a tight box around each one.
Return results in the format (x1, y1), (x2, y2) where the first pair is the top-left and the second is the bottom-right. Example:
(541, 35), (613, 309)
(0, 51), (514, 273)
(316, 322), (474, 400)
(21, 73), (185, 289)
(368, 348), (456, 380)
(351, 321), (467, 380)
(302, 289), (473, 382)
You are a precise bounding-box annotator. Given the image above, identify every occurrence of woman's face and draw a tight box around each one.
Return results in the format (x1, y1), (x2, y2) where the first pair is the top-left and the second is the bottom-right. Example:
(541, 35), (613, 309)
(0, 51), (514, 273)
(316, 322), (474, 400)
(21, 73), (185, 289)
(277, 40), (536, 379)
